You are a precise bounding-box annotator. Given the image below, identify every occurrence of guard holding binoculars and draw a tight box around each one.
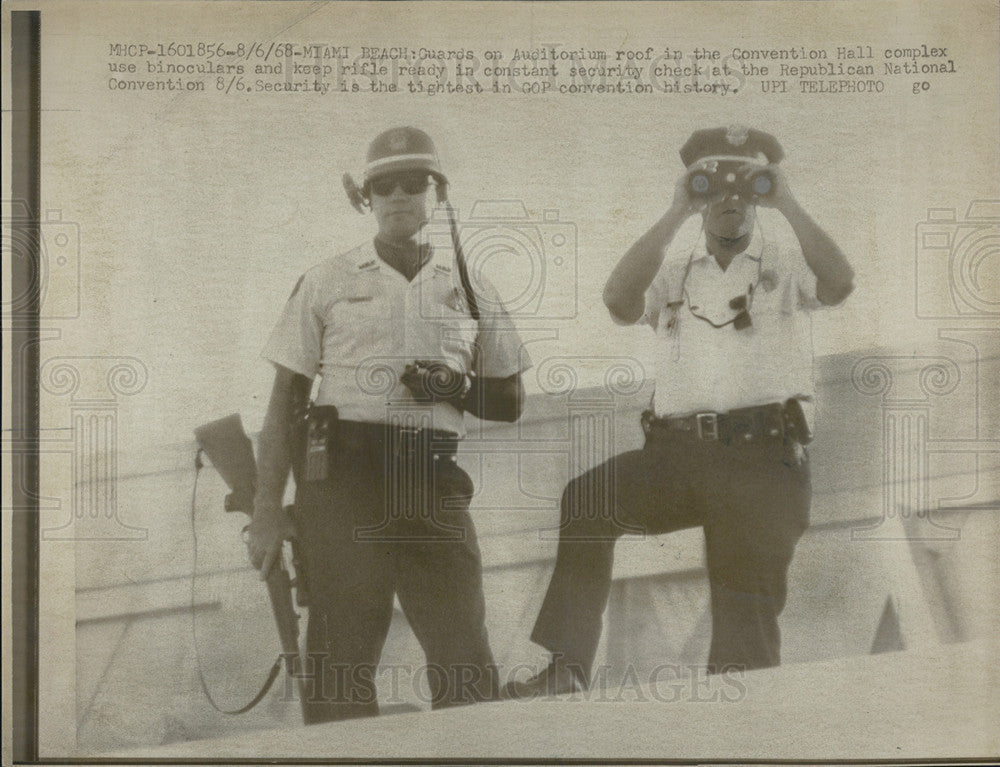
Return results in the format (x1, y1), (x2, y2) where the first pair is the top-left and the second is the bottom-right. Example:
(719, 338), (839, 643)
(504, 125), (855, 698)
(248, 126), (529, 723)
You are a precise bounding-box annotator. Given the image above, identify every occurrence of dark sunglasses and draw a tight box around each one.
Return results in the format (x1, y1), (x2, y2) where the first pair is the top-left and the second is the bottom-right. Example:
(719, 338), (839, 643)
(368, 172), (431, 197)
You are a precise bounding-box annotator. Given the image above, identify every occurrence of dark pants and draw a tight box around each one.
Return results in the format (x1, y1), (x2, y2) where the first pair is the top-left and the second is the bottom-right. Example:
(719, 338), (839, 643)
(293, 425), (498, 724)
(531, 426), (811, 681)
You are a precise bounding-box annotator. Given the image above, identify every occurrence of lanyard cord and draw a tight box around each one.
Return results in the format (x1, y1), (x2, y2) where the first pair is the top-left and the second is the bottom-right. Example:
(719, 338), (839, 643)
(677, 218), (764, 329)
(190, 449), (282, 715)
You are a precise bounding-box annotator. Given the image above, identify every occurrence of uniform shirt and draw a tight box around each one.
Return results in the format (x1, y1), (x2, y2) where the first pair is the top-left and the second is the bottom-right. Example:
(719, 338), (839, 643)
(641, 211), (822, 419)
(262, 239), (530, 437)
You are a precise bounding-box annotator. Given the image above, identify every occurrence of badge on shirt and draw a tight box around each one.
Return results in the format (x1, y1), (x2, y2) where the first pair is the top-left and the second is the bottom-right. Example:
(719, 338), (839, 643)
(760, 269), (779, 293)
(444, 286), (468, 313)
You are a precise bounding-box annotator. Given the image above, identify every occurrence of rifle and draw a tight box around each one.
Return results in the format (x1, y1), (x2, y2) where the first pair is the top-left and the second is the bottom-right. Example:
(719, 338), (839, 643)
(193, 413), (308, 719)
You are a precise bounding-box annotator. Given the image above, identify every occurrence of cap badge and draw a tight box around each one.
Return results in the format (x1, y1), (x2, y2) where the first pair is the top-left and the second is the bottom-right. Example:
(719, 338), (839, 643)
(726, 124), (750, 146)
(388, 130), (408, 152)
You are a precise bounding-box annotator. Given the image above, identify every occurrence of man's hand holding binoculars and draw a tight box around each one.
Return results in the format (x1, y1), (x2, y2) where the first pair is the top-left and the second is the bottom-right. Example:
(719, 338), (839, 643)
(669, 167), (712, 219)
(748, 164), (795, 212)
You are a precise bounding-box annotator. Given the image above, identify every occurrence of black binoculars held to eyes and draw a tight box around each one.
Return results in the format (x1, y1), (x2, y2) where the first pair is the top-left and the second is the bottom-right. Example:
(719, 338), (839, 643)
(687, 159), (774, 200)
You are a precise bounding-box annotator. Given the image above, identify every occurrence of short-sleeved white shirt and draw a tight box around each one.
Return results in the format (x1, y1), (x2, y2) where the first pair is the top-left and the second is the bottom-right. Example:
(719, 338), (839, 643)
(641, 211), (822, 419)
(262, 239), (530, 436)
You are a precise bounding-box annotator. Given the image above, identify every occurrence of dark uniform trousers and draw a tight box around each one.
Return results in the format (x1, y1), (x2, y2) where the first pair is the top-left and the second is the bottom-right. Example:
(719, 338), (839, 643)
(531, 426), (811, 681)
(293, 424), (498, 724)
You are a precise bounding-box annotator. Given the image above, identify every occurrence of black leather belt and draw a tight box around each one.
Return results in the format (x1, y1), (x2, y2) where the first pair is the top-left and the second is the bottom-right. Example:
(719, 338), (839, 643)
(642, 401), (800, 444)
(328, 418), (460, 458)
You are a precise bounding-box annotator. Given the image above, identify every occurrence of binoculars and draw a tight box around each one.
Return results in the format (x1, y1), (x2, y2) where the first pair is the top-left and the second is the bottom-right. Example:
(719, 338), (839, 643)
(686, 160), (774, 200)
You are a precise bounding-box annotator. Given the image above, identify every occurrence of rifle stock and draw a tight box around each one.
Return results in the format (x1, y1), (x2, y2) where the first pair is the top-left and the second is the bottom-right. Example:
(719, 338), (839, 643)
(194, 413), (307, 718)
(193, 414), (256, 513)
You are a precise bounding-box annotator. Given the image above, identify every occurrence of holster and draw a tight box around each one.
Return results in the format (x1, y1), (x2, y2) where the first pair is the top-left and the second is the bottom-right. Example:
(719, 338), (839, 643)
(783, 397), (813, 445)
(292, 404), (339, 484)
(287, 405), (339, 608)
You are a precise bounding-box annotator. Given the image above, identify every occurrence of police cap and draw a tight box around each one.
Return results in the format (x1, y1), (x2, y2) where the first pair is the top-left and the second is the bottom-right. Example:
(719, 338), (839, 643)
(680, 125), (785, 167)
(363, 126), (447, 186)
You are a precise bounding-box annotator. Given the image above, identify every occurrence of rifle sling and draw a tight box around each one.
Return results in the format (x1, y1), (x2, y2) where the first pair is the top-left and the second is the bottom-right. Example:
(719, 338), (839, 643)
(190, 449), (288, 716)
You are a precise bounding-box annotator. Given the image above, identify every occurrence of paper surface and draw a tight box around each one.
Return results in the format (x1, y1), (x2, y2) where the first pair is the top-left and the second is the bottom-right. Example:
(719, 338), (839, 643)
(2, 0), (998, 760)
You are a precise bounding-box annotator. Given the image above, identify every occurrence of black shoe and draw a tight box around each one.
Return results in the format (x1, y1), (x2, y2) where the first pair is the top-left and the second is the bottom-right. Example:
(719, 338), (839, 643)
(501, 658), (586, 699)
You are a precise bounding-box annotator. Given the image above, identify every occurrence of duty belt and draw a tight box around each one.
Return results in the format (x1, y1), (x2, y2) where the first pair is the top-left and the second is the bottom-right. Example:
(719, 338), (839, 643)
(327, 418), (460, 458)
(641, 401), (801, 444)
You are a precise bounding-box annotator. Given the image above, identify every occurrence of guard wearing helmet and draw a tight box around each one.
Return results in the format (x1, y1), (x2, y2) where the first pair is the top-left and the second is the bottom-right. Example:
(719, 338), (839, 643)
(504, 126), (855, 697)
(248, 126), (530, 723)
